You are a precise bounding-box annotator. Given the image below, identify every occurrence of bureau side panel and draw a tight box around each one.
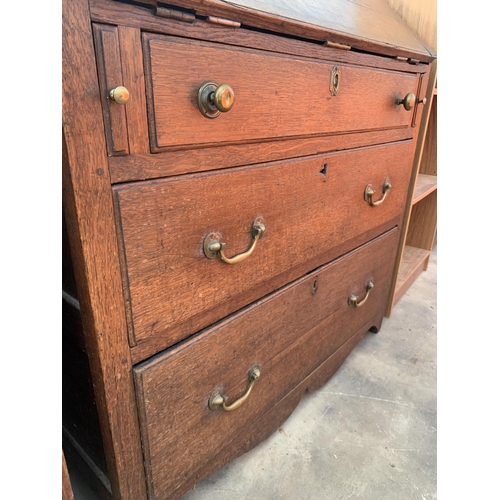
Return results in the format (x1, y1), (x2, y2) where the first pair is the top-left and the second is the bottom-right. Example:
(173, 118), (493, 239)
(62, 1), (147, 498)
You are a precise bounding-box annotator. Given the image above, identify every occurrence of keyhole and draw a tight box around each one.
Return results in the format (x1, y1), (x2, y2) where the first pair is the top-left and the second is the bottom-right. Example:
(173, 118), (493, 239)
(312, 279), (318, 295)
(320, 163), (328, 178)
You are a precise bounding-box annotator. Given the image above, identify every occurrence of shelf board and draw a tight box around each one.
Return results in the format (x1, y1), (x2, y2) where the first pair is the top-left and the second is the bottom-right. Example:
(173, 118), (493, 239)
(433, 88), (437, 95)
(412, 174), (437, 205)
(393, 246), (431, 305)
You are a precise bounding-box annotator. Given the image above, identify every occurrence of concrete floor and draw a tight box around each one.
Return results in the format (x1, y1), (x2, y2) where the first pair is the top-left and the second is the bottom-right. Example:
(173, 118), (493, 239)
(71, 247), (437, 500)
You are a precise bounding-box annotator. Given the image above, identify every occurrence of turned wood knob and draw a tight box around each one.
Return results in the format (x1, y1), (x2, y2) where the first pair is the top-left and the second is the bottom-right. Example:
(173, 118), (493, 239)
(396, 92), (415, 111)
(109, 86), (130, 105)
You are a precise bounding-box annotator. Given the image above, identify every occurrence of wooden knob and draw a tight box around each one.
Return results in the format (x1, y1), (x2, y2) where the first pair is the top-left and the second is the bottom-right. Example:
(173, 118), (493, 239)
(109, 86), (130, 105)
(397, 92), (415, 111)
(213, 84), (234, 112)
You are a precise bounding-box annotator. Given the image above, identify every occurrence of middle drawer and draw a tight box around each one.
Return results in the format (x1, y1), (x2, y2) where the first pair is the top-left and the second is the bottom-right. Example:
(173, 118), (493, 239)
(113, 141), (413, 354)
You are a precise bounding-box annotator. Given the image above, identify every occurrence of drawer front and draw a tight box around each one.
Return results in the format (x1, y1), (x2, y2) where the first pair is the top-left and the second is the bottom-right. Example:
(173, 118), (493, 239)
(144, 34), (419, 151)
(93, 23), (130, 157)
(134, 228), (399, 499)
(114, 141), (413, 350)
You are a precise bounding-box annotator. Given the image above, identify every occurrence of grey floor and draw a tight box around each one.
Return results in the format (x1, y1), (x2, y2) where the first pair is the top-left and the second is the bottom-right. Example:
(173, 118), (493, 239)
(72, 247), (437, 500)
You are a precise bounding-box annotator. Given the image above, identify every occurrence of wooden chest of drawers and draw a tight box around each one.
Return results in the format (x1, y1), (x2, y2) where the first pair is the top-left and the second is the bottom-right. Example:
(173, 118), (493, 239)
(62, 1), (435, 498)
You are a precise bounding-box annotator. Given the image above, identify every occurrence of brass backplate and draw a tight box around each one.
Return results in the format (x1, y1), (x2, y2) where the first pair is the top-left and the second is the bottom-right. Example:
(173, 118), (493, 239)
(251, 217), (265, 238)
(198, 81), (220, 119)
(203, 232), (222, 259)
(364, 184), (374, 202)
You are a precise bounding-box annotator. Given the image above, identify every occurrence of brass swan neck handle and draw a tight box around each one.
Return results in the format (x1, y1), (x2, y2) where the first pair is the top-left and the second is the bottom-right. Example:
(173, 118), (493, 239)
(348, 280), (374, 308)
(209, 367), (261, 412)
(364, 179), (391, 207)
(203, 218), (266, 264)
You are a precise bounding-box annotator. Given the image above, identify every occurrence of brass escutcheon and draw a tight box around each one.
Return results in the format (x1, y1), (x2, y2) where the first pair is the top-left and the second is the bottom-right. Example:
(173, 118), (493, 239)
(209, 367), (261, 412)
(330, 66), (340, 96)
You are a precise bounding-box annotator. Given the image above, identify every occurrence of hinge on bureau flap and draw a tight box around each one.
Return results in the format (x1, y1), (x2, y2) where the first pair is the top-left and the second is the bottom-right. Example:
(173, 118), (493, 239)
(155, 6), (196, 22)
(394, 55), (421, 65)
(206, 15), (241, 27)
(324, 40), (351, 51)
(154, 4), (240, 27)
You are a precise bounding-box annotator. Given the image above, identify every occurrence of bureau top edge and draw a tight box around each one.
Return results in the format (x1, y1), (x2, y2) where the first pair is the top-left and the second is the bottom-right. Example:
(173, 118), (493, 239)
(93, 0), (436, 63)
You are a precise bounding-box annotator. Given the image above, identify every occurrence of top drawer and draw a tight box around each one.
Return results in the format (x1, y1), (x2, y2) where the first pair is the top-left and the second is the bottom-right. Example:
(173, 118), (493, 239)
(144, 34), (420, 151)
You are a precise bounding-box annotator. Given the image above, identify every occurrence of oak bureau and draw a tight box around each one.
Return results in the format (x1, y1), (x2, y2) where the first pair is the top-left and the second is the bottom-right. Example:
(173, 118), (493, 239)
(62, 1), (436, 498)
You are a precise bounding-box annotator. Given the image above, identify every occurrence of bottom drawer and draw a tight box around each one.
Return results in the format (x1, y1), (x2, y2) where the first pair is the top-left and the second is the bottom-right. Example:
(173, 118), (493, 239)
(133, 228), (399, 499)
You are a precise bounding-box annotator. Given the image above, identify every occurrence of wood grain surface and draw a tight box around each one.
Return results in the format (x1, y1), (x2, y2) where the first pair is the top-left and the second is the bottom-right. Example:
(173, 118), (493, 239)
(420, 94), (437, 175)
(405, 190), (437, 250)
(104, 0), (435, 61)
(62, 0), (147, 497)
(134, 228), (398, 499)
(394, 245), (430, 304)
(93, 24), (130, 156)
(108, 128), (414, 183)
(189, 0), (431, 54)
(164, 314), (375, 500)
(412, 173), (437, 204)
(118, 26), (150, 155)
(150, 315), (377, 500)
(144, 34), (419, 151)
(114, 141), (413, 353)
(63, 1), (432, 498)
(386, 0), (437, 54)
(91, 0), (428, 74)
(384, 61), (436, 317)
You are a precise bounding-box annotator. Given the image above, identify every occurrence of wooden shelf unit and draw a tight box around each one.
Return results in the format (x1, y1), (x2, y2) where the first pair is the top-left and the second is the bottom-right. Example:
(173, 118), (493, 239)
(412, 173), (437, 204)
(386, 63), (437, 316)
(393, 245), (430, 305)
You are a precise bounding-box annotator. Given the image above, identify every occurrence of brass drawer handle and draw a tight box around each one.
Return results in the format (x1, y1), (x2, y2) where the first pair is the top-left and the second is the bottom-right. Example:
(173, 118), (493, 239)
(209, 367), (261, 411)
(348, 280), (374, 308)
(364, 178), (391, 206)
(203, 218), (265, 264)
(109, 86), (130, 105)
(396, 92), (415, 111)
(198, 81), (235, 118)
